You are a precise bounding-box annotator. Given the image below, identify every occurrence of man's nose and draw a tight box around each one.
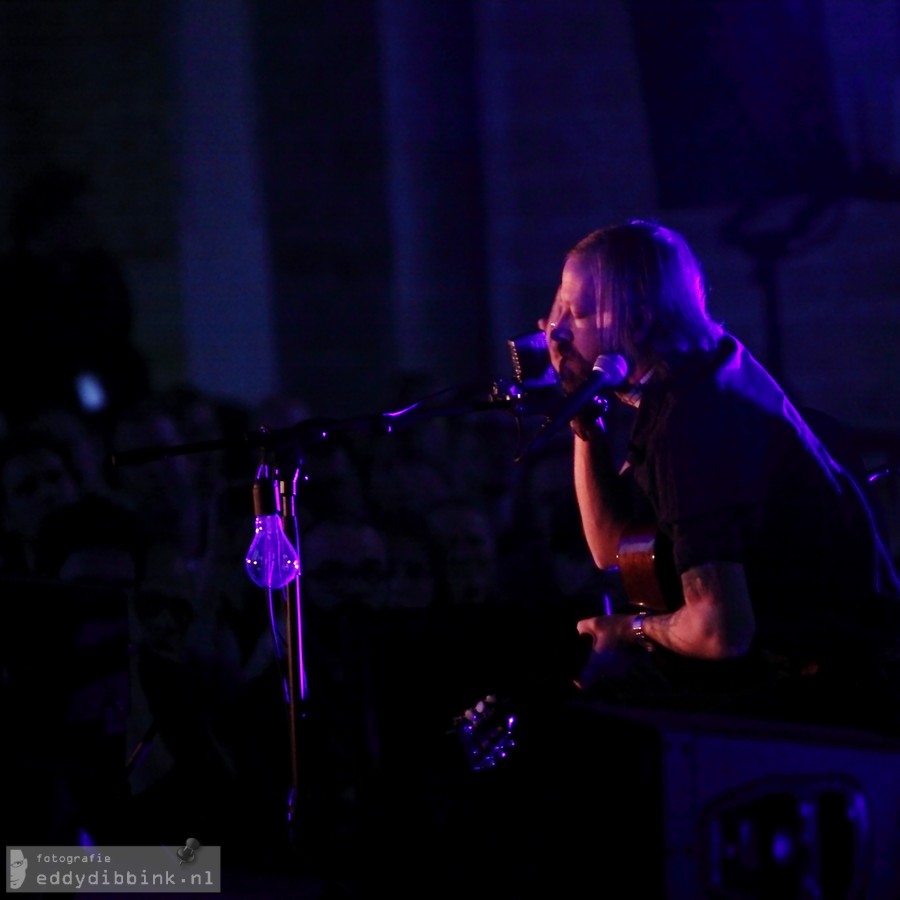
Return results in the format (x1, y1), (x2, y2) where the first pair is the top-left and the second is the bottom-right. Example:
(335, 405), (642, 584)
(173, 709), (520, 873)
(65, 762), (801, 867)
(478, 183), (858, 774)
(549, 322), (573, 344)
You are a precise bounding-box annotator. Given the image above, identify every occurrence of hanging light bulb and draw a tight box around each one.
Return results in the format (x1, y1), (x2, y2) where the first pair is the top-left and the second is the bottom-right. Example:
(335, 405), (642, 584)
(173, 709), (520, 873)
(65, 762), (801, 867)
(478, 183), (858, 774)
(245, 466), (300, 589)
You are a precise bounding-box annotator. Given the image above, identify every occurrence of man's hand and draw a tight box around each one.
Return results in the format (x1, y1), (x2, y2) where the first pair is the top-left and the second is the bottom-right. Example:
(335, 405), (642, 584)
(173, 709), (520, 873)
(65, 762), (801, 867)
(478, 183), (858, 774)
(573, 614), (637, 687)
(576, 613), (633, 652)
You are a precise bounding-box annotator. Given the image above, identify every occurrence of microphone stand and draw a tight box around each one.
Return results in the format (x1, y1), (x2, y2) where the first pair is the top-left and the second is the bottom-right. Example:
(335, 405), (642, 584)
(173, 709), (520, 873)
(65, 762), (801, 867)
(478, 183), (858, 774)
(109, 380), (554, 858)
(275, 464), (306, 837)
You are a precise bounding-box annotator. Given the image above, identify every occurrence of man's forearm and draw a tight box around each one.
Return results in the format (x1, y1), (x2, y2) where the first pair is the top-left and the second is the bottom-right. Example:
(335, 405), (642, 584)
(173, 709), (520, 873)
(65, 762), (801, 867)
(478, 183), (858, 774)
(643, 561), (756, 659)
(573, 433), (629, 569)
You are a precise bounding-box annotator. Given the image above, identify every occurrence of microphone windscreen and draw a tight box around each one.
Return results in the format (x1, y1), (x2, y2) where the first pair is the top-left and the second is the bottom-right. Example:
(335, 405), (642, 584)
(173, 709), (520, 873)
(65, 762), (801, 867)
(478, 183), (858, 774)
(592, 354), (629, 386)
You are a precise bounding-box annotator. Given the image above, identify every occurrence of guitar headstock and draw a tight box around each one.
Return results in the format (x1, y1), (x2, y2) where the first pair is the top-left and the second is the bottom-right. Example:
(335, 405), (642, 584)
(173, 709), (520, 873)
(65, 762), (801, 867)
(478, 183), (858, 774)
(453, 694), (516, 771)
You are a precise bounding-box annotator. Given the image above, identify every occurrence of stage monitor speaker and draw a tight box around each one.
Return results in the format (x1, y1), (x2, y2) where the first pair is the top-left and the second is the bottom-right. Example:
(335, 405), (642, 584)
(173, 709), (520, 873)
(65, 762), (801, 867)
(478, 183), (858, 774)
(566, 701), (900, 899)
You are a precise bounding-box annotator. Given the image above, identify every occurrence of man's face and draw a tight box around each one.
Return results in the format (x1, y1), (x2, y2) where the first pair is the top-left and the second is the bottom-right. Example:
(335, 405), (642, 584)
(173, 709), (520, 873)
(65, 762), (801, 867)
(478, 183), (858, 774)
(2, 448), (79, 540)
(9, 849), (27, 889)
(539, 255), (603, 394)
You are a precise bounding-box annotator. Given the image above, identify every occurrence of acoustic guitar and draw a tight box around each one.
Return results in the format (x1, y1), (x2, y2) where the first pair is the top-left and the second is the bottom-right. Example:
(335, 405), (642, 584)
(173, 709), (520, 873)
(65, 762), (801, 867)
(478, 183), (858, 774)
(615, 519), (683, 612)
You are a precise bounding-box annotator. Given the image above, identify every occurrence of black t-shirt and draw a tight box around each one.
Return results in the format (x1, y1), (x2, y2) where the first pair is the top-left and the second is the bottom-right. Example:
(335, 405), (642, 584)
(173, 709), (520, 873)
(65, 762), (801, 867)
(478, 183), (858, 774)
(625, 335), (889, 662)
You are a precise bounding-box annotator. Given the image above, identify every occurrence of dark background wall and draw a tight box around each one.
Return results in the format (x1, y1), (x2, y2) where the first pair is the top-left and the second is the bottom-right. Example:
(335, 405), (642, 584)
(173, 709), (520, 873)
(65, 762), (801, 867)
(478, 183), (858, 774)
(1, 0), (898, 441)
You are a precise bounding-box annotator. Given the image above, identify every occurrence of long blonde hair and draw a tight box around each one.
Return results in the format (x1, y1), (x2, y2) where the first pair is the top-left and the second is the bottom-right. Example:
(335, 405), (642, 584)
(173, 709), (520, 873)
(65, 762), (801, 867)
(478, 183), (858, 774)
(568, 219), (722, 370)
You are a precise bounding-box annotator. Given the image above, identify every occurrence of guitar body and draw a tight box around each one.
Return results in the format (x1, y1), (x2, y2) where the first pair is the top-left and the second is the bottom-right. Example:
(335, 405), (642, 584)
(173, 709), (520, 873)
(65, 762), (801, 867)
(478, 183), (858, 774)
(616, 520), (682, 612)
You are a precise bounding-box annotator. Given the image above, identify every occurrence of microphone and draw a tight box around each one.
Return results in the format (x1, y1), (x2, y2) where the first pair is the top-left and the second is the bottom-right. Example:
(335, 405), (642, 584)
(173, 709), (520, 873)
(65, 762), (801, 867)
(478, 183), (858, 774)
(519, 354), (628, 458)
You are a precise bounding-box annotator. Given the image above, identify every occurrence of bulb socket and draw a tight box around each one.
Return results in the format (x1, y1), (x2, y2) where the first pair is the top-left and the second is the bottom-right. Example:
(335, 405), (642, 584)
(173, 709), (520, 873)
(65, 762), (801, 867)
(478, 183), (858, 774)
(251, 477), (279, 517)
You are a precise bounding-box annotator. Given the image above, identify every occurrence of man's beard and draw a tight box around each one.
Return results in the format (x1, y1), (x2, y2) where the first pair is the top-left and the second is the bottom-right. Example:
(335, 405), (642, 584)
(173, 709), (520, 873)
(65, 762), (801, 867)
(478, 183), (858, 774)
(558, 353), (594, 394)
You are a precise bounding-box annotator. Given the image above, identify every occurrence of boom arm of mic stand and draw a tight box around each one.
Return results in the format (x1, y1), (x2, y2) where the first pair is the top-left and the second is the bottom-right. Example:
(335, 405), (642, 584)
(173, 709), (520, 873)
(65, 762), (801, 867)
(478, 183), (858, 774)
(109, 390), (513, 468)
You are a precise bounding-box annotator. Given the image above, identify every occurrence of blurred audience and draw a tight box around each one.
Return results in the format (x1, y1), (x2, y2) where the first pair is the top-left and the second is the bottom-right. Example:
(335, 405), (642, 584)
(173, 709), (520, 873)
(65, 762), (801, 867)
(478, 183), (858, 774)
(108, 396), (208, 568)
(379, 512), (440, 612)
(24, 406), (114, 499)
(446, 408), (523, 541)
(0, 427), (82, 576)
(363, 436), (453, 524)
(424, 495), (501, 609)
(157, 382), (253, 507)
(294, 432), (370, 527)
